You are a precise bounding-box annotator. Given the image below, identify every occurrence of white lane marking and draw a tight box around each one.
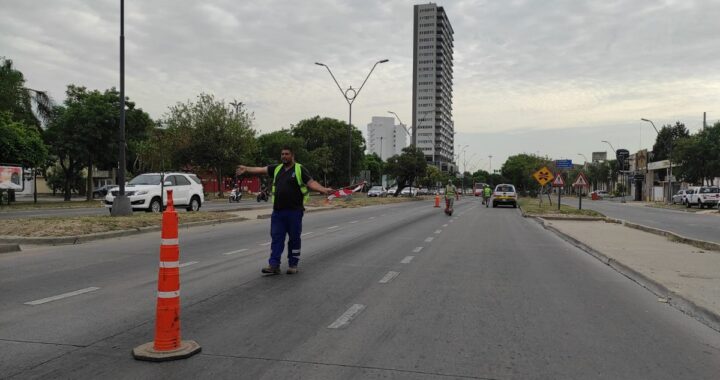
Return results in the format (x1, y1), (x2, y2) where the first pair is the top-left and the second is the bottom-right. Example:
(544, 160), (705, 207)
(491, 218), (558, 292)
(349, 221), (359, 224)
(179, 261), (198, 268)
(368, 217), (376, 220)
(434, 230), (442, 234)
(449, 220), (454, 223)
(379, 271), (400, 284)
(413, 246), (424, 253)
(260, 242), (271, 246)
(380, 214), (386, 217)
(223, 248), (248, 255)
(159, 261), (179, 268)
(442, 224), (448, 227)
(301, 232), (314, 237)
(401, 256), (414, 264)
(328, 304), (366, 329)
(25, 287), (100, 306)
(328, 226), (339, 230)
(425, 237), (434, 242)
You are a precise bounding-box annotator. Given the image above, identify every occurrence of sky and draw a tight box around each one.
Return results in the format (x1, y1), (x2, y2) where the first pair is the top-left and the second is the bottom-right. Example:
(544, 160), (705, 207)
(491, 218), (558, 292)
(2, 0), (719, 170)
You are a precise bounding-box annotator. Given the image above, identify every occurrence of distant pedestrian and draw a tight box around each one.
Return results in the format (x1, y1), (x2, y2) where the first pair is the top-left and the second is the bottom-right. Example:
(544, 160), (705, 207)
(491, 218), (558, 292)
(236, 147), (333, 275)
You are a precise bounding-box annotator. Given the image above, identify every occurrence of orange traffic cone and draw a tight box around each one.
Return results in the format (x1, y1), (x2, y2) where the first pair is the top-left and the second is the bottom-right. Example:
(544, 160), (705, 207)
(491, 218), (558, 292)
(133, 189), (201, 362)
(434, 194), (441, 208)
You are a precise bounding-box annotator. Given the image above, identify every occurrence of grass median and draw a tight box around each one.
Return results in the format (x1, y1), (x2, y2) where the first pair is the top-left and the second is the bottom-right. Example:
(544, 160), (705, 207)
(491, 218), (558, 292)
(1, 212), (239, 238)
(518, 197), (604, 218)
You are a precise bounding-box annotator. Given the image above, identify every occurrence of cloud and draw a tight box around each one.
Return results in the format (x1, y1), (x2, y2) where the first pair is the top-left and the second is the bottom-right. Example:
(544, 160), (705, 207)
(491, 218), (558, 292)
(2, 0), (719, 164)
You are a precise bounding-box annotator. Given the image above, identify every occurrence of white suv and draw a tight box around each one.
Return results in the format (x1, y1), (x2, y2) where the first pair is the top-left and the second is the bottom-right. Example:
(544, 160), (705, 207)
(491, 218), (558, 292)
(105, 172), (205, 213)
(686, 186), (719, 209)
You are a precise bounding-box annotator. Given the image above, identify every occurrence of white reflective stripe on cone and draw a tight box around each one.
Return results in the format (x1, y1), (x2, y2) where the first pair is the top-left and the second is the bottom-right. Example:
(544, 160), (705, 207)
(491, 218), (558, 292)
(157, 291), (180, 299)
(159, 261), (180, 268)
(161, 238), (179, 245)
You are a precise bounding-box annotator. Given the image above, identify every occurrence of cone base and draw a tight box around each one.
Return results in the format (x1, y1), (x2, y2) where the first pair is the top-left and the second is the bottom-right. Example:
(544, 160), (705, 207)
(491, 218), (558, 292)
(132, 340), (201, 362)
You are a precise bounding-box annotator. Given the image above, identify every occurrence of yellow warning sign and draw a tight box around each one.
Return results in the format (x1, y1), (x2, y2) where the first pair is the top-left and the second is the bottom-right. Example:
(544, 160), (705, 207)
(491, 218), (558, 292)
(532, 166), (555, 186)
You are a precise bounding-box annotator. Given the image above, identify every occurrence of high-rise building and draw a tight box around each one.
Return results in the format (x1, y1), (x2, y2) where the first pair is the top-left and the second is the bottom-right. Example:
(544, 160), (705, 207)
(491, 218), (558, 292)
(367, 116), (408, 161)
(412, 3), (455, 172)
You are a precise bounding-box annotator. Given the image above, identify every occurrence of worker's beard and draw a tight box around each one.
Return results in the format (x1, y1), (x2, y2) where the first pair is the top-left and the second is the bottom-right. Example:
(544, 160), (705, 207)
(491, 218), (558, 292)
(282, 158), (292, 165)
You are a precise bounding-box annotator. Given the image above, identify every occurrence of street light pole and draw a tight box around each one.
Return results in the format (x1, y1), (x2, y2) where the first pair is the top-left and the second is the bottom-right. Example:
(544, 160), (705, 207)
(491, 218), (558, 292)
(111, 0), (131, 216)
(641, 118), (671, 204)
(602, 140), (625, 203)
(315, 59), (389, 185)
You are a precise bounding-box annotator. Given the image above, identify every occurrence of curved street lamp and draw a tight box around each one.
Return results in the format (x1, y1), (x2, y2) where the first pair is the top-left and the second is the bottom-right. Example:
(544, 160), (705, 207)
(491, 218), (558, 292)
(315, 59), (389, 184)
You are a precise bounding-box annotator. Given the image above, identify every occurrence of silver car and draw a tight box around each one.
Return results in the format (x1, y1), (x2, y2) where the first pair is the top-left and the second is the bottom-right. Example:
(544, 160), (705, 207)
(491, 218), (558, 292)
(367, 186), (387, 197)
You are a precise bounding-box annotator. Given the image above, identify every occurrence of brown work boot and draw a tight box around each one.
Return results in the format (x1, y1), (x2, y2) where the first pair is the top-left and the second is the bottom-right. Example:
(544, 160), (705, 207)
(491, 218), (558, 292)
(286, 267), (298, 275)
(261, 266), (280, 275)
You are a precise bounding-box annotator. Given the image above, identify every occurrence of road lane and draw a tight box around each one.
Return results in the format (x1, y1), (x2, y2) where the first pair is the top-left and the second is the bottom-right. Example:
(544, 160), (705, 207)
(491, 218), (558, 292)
(562, 199), (720, 244)
(3, 198), (720, 378)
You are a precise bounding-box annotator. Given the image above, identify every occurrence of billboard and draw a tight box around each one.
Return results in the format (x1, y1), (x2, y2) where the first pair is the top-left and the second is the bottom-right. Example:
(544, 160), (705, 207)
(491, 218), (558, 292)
(591, 151), (607, 162)
(0, 165), (23, 190)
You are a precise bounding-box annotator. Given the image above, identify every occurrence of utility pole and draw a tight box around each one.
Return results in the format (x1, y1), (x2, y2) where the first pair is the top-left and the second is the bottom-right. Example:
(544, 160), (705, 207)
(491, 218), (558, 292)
(111, 0), (132, 216)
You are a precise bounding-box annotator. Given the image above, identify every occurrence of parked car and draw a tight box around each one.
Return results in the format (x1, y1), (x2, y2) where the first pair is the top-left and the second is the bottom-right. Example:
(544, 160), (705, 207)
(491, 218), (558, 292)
(591, 190), (610, 199)
(686, 186), (719, 209)
(418, 188), (430, 195)
(400, 187), (418, 197)
(492, 184), (518, 208)
(367, 186), (388, 197)
(104, 172), (205, 213)
(387, 187), (398, 196)
(92, 185), (114, 199)
(672, 189), (690, 205)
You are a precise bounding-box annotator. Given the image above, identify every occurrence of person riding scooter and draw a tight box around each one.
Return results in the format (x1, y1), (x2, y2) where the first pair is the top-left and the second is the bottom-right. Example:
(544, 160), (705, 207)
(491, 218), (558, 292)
(229, 184), (242, 203)
(256, 184), (269, 202)
(444, 180), (458, 215)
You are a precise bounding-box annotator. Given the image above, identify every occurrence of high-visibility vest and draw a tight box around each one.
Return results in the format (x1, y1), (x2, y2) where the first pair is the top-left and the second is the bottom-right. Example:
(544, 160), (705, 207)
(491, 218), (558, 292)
(272, 163), (309, 205)
(445, 185), (456, 197)
(484, 187), (492, 197)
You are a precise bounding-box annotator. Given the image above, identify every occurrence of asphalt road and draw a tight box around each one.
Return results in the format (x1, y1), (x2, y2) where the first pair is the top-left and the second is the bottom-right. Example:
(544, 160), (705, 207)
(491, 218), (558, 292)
(562, 198), (720, 244)
(2, 198), (719, 379)
(0, 198), (270, 219)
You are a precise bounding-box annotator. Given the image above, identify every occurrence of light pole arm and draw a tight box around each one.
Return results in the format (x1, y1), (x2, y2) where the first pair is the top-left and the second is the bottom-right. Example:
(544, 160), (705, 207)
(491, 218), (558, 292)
(355, 59), (388, 100)
(601, 140), (616, 153)
(316, 63), (348, 103)
(641, 118), (659, 134)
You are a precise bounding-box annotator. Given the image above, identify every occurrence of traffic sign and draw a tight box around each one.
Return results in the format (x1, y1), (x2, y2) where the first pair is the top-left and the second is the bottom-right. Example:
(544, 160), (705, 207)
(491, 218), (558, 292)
(572, 172), (589, 187)
(552, 174), (565, 187)
(532, 166), (554, 186)
(555, 159), (573, 169)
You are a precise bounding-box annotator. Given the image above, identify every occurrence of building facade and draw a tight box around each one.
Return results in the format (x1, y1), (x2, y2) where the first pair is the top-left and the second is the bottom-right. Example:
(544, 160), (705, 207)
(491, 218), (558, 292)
(367, 116), (408, 161)
(412, 3), (455, 172)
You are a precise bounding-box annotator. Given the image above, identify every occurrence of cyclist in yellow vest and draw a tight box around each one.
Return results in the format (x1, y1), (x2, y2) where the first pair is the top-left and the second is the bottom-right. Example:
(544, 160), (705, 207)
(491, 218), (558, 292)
(237, 146), (334, 275)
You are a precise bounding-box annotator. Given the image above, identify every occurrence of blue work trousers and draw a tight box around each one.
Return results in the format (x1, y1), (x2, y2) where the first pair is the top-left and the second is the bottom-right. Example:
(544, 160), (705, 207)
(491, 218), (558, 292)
(269, 209), (303, 268)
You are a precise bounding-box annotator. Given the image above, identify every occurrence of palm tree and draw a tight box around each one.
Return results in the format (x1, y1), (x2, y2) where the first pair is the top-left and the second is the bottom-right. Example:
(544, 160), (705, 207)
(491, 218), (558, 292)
(0, 57), (54, 131)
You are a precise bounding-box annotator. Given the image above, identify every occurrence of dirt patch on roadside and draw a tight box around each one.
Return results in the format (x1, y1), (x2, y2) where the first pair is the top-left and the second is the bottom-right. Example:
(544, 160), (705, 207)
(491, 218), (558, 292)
(519, 197), (604, 218)
(1, 212), (237, 237)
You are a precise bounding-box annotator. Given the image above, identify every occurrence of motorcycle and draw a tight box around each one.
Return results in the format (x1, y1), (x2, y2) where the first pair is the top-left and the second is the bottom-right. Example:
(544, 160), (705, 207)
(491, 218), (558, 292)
(257, 189), (269, 202)
(228, 187), (242, 203)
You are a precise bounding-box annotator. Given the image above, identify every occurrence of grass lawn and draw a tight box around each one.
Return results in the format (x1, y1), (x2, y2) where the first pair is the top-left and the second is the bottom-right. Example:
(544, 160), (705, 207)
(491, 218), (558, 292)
(0, 200), (104, 211)
(1, 212), (240, 238)
(518, 197), (604, 217)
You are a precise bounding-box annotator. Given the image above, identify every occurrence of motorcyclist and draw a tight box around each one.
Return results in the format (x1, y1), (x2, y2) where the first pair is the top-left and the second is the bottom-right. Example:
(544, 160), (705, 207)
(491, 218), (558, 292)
(444, 180), (458, 214)
(483, 184), (492, 207)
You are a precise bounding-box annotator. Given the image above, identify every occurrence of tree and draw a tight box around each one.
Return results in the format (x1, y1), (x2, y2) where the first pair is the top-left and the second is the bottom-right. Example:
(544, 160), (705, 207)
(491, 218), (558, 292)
(164, 94), (256, 196)
(674, 122), (720, 185)
(384, 146), (427, 196)
(361, 153), (384, 185)
(291, 116), (365, 186)
(500, 154), (550, 192)
(256, 130), (308, 166)
(0, 111), (48, 168)
(0, 57), (53, 131)
(652, 121), (690, 161)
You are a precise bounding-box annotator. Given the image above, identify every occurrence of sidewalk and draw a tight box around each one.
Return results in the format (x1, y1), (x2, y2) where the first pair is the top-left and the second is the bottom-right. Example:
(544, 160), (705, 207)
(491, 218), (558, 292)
(542, 219), (720, 332)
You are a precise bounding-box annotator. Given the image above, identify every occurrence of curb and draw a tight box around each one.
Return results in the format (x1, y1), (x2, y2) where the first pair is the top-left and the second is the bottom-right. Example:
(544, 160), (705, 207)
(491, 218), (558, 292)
(0, 244), (21, 254)
(0, 216), (248, 246)
(605, 218), (720, 253)
(534, 217), (720, 333)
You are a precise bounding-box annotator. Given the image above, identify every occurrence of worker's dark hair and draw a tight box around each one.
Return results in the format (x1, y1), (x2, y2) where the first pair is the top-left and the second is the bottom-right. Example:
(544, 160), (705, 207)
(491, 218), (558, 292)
(281, 146), (294, 154)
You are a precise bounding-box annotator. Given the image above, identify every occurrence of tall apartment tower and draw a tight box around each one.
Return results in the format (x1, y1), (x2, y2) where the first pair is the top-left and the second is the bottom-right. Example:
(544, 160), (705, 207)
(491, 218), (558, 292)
(367, 116), (408, 161)
(412, 3), (455, 172)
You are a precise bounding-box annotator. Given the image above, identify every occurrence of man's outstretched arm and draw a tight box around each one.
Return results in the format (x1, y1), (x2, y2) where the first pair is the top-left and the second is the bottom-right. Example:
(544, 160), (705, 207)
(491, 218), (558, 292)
(236, 165), (269, 176)
(307, 179), (333, 196)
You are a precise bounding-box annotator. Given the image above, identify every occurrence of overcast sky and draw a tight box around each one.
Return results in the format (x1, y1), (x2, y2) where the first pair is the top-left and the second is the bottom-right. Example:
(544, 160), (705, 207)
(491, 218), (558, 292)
(2, 0), (719, 170)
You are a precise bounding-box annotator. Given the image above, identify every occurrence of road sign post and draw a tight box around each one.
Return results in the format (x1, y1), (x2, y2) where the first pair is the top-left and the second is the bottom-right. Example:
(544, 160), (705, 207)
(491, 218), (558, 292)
(572, 172), (589, 210)
(532, 167), (554, 207)
(552, 173), (565, 211)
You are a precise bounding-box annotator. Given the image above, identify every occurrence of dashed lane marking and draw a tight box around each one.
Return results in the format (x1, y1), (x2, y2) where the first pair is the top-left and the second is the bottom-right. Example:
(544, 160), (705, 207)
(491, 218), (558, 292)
(25, 287), (100, 306)
(425, 237), (434, 242)
(328, 226), (339, 230)
(413, 247), (424, 253)
(260, 242), (271, 246)
(301, 232), (314, 237)
(368, 217), (376, 220)
(223, 249), (248, 255)
(442, 224), (448, 227)
(434, 230), (442, 234)
(379, 271), (400, 284)
(179, 261), (199, 268)
(328, 304), (366, 329)
(349, 221), (359, 224)
(401, 256), (414, 264)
